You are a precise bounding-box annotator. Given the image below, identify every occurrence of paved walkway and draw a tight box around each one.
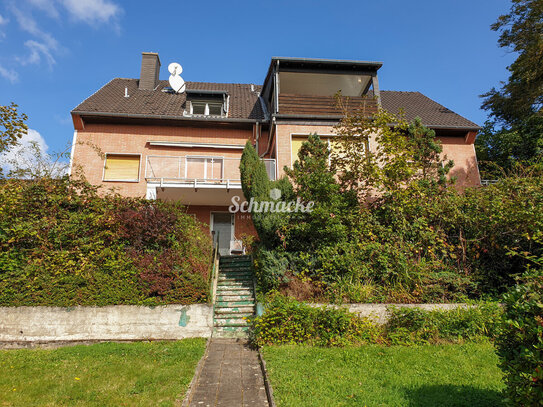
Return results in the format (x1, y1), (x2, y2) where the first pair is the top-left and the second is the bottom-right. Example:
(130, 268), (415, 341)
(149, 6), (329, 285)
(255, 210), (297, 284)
(185, 339), (270, 407)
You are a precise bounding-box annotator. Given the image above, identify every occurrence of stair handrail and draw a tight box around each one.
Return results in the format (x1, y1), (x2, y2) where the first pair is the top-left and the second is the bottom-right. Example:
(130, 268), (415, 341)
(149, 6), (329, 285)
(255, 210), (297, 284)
(209, 231), (220, 304)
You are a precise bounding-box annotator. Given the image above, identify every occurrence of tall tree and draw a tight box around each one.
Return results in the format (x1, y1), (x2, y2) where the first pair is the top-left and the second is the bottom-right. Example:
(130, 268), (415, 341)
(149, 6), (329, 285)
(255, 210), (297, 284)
(477, 0), (543, 176)
(481, 0), (543, 125)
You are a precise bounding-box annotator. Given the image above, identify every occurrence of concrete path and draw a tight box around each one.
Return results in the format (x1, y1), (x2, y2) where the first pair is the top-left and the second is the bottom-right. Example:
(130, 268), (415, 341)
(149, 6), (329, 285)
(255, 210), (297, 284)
(184, 339), (270, 407)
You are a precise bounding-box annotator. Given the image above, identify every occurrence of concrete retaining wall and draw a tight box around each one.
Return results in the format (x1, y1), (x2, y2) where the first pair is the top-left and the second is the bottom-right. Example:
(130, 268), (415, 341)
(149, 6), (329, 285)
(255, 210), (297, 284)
(0, 304), (213, 347)
(311, 303), (469, 324)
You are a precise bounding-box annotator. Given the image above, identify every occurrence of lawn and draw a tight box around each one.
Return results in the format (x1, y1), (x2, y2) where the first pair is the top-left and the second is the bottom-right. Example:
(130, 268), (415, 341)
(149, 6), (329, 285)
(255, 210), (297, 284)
(262, 342), (505, 407)
(0, 339), (206, 407)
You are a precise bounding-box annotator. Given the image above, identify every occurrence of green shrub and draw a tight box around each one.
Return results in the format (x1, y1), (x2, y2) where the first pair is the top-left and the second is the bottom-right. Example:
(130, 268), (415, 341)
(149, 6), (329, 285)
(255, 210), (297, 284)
(252, 294), (383, 347)
(253, 248), (290, 292)
(0, 177), (212, 306)
(495, 268), (543, 406)
(386, 303), (502, 345)
(252, 295), (502, 347)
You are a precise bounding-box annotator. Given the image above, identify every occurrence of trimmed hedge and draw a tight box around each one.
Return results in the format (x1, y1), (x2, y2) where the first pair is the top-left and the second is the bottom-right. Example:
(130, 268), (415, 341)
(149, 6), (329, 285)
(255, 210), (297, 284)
(252, 294), (502, 347)
(0, 178), (212, 306)
(496, 269), (543, 406)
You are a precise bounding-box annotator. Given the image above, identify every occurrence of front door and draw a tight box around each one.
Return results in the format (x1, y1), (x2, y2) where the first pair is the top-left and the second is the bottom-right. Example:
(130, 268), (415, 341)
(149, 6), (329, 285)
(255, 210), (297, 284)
(211, 212), (233, 256)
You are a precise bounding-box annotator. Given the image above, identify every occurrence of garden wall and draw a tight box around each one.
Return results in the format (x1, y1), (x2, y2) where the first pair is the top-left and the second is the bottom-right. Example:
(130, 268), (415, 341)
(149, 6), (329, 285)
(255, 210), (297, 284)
(310, 303), (469, 324)
(0, 304), (213, 348)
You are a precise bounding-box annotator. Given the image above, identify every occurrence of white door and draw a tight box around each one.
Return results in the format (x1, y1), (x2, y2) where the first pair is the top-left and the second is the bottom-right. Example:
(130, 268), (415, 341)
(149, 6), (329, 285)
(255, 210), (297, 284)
(212, 213), (233, 256)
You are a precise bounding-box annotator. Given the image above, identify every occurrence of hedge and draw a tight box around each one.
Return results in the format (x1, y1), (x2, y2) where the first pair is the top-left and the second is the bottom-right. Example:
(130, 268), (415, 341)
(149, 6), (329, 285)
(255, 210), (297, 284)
(0, 177), (212, 306)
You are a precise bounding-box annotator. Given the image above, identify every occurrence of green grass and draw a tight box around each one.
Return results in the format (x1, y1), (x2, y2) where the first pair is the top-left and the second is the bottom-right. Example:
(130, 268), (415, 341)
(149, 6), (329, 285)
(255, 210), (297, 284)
(262, 342), (505, 407)
(0, 339), (206, 407)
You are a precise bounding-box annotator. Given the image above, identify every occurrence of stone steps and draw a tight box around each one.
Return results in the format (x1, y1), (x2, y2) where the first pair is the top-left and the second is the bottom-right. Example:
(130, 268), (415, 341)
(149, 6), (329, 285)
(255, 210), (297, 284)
(213, 255), (255, 337)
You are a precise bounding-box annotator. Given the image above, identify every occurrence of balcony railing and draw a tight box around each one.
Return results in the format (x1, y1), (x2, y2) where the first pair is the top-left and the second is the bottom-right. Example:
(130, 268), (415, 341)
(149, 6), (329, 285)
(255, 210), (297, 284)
(278, 93), (379, 117)
(145, 155), (276, 186)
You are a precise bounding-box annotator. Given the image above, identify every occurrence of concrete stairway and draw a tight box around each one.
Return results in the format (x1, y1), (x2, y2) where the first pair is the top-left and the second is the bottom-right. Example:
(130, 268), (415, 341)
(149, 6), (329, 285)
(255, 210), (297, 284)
(213, 255), (255, 338)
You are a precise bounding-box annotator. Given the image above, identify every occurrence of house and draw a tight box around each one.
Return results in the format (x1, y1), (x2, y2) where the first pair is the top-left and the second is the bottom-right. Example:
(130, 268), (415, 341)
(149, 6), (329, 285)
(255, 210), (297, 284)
(70, 52), (481, 254)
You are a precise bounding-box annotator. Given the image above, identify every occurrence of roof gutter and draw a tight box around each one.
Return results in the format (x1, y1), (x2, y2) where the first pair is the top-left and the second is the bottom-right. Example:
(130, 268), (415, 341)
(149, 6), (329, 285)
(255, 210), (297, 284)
(73, 110), (260, 123)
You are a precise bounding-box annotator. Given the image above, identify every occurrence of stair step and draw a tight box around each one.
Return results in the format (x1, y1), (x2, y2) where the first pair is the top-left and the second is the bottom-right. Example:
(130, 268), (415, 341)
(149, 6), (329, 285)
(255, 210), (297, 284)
(219, 263), (252, 268)
(213, 326), (249, 338)
(218, 276), (253, 282)
(219, 273), (252, 278)
(213, 313), (254, 322)
(216, 300), (255, 307)
(216, 288), (253, 294)
(217, 281), (252, 287)
(219, 269), (252, 274)
(214, 318), (250, 327)
(218, 273), (252, 278)
(220, 256), (251, 262)
(217, 297), (254, 303)
(214, 306), (255, 314)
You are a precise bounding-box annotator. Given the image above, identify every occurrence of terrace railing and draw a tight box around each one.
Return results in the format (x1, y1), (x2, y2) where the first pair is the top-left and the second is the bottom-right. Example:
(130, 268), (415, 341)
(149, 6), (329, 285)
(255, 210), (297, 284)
(145, 155), (276, 186)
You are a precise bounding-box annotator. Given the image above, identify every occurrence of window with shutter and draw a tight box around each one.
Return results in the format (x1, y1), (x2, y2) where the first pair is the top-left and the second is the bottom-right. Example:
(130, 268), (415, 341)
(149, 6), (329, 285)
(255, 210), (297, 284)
(103, 154), (140, 181)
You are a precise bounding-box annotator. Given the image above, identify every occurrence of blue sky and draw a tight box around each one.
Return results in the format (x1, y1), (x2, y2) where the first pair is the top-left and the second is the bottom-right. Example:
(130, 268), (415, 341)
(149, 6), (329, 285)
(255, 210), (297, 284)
(0, 0), (514, 154)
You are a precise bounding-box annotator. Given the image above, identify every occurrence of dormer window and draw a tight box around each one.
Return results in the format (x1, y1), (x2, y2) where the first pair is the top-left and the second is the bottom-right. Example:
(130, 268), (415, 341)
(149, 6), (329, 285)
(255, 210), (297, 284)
(186, 90), (228, 117)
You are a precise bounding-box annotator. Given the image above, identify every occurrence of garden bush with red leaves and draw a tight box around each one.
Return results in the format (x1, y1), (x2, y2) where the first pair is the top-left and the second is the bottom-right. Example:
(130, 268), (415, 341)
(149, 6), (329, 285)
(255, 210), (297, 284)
(0, 177), (212, 306)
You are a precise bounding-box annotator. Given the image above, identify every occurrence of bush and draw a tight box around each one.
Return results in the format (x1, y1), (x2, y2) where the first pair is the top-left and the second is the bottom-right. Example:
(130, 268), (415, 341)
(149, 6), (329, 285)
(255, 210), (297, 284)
(252, 294), (501, 347)
(495, 268), (543, 406)
(0, 177), (212, 306)
(252, 294), (382, 347)
(386, 303), (502, 345)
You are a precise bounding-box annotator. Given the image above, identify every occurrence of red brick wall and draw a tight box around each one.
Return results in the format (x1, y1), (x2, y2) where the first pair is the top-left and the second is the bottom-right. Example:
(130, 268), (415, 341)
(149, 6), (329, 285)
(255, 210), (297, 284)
(273, 123), (481, 188)
(187, 205), (257, 238)
(71, 121), (254, 197)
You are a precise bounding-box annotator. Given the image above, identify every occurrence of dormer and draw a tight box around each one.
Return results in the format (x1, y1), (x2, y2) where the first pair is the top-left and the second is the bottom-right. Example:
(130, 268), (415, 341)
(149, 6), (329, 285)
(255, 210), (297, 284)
(184, 90), (229, 117)
(261, 57), (382, 119)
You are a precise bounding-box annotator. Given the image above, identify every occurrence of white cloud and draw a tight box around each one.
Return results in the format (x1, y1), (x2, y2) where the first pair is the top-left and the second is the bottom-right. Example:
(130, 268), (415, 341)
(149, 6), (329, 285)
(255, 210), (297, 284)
(1, 128), (68, 178)
(59, 0), (121, 24)
(1, 129), (48, 171)
(26, 0), (59, 19)
(18, 39), (56, 67)
(0, 13), (8, 39)
(0, 65), (19, 83)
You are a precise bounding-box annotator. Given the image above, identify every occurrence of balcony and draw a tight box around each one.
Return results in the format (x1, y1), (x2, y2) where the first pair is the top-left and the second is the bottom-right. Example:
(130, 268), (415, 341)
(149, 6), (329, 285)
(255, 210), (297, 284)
(278, 94), (378, 117)
(145, 155), (276, 189)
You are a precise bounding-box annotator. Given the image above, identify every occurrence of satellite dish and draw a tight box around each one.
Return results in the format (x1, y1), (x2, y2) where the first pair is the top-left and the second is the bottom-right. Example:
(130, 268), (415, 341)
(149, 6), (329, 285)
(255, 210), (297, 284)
(168, 62), (185, 93)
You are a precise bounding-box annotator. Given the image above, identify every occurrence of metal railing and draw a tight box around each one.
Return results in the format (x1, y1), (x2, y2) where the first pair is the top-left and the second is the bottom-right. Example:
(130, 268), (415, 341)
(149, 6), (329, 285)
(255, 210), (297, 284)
(145, 155), (276, 185)
(209, 231), (220, 304)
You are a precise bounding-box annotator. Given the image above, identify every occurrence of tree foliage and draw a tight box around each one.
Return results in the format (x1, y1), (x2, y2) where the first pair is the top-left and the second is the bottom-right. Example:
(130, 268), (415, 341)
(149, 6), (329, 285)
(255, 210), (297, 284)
(477, 0), (543, 176)
(0, 103), (28, 177)
(332, 108), (453, 201)
(481, 0), (543, 125)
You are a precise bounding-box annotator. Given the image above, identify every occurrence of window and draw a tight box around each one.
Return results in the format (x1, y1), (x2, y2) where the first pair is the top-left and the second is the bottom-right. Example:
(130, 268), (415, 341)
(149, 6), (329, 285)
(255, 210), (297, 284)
(186, 91), (227, 117)
(190, 100), (224, 116)
(291, 135), (367, 165)
(291, 135), (338, 165)
(103, 154), (140, 181)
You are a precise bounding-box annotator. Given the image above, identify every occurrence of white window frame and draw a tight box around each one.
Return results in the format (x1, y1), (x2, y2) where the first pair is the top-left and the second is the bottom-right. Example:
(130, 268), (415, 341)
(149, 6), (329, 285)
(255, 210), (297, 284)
(189, 100), (225, 117)
(102, 152), (142, 183)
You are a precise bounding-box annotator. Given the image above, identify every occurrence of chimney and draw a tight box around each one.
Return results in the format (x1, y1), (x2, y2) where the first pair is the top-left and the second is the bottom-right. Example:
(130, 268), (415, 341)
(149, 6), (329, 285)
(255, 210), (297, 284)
(139, 52), (161, 90)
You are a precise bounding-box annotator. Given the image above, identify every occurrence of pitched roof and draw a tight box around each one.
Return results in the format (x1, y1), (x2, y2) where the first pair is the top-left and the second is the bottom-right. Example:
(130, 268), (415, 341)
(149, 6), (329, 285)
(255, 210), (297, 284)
(72, 78), (265, 121)
(380, 91), (480, 130)
(72, 79), (479, 130)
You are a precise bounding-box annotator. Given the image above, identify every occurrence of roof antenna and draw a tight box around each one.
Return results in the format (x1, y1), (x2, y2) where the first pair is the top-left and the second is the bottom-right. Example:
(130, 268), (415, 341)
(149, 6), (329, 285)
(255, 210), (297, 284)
(124, 87), (129, 98)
